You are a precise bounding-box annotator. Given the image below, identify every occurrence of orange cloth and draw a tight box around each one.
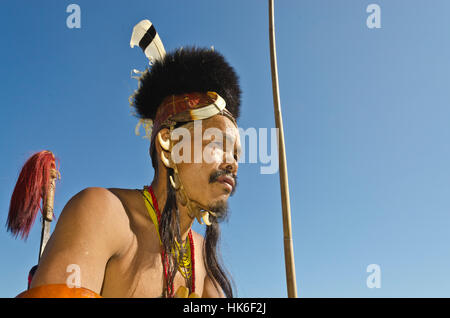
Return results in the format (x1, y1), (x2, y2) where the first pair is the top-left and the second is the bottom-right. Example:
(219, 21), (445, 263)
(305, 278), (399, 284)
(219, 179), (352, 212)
(16, 284), (102, 298)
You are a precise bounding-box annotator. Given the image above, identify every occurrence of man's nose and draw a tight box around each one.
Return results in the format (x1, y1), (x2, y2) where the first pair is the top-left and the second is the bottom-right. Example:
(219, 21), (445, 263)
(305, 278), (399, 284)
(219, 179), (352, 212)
(220, 156), (238, 176)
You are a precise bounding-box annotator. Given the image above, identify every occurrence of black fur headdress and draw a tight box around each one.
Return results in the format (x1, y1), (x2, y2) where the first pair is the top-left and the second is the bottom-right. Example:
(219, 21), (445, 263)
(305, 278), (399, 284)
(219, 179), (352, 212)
(131, 47), (241, 122)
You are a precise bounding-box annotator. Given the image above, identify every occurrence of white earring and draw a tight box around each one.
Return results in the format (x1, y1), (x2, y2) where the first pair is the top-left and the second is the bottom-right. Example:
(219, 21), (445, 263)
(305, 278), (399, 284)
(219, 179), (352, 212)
(160, 151), (171, 168)
(157, 131), (170, 151)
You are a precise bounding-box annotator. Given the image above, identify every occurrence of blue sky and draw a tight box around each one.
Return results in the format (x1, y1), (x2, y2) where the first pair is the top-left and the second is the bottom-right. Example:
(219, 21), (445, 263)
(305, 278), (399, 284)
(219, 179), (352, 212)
(2, 0), (450, 297)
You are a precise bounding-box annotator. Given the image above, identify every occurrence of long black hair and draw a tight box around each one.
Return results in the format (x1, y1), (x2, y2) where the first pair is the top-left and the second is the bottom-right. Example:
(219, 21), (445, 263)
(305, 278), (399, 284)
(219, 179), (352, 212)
(159, 168), (234, 298)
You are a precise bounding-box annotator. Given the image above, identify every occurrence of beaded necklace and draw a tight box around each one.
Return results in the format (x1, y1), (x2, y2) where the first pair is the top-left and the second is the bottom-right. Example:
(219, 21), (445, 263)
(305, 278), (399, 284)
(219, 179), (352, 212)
(143, 185), (195, 297)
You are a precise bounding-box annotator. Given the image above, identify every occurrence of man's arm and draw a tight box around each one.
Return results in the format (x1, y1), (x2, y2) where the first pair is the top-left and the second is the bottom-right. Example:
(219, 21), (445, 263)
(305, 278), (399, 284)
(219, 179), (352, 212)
(30, 187), (132, 295)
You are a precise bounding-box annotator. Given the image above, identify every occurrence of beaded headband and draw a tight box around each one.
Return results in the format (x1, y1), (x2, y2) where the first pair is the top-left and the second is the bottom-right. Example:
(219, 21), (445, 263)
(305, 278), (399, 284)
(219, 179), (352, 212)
(149, 91), (236, 154)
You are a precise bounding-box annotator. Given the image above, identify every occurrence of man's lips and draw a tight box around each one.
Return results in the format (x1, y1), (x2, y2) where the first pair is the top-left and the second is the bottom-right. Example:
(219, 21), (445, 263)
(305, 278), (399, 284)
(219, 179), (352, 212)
(217, 175), (235, 191)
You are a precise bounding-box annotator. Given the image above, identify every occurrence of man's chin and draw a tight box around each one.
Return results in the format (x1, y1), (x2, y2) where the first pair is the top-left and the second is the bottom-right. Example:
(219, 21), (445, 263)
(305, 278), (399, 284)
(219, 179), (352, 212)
(208, 198), (229, 221)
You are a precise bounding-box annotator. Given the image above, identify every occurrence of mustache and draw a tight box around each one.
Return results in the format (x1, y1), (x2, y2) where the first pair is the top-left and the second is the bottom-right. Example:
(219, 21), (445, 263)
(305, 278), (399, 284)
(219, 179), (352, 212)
(209, 169), (238, 195)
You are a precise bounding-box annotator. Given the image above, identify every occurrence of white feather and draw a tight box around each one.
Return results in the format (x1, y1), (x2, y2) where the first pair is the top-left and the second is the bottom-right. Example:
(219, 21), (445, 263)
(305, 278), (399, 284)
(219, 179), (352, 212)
(130, 19), (166, 62)
(130, 20), (151, 48)
(144, 33), (166, 63)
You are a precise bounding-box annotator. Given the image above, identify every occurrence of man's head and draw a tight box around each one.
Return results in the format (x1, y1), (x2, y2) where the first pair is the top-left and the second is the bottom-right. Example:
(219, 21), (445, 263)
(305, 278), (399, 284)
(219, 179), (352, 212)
(130, 43), (240, 298)
(131, 46), (242, 219)
(131, 47), (241, 167)
(155, 114), (241, 220)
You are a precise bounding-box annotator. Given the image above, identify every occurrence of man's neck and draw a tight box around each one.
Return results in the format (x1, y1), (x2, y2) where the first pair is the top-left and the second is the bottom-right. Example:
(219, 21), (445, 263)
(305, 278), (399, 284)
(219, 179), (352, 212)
(150, 177), (195, 242)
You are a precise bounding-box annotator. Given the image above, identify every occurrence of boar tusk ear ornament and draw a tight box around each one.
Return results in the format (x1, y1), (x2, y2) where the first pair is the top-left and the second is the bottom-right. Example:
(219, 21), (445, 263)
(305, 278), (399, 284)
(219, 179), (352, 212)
(157, 131), (170, 151)
(160, 151), (171, 168)
(201, 212), (211, 226)
(169, 175), (180, 190)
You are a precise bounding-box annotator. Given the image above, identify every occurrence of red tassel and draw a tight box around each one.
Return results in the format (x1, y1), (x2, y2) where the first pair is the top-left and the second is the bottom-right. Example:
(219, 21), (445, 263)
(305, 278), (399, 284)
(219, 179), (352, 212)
(7, 151), (60, 240)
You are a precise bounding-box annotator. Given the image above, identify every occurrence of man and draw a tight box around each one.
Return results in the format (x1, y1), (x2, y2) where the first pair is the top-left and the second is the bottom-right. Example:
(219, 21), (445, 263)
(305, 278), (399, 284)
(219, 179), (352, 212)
(24, 45), (242, 298)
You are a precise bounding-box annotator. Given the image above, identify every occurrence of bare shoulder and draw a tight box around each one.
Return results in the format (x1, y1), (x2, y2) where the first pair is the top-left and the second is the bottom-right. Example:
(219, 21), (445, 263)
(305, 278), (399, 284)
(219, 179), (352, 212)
(66, 187), (127, 215)
(71, 186), (127, 211)
(30, 187), (133, 292)
(62, 187), (132, 241)
(50, 186), (134, 259)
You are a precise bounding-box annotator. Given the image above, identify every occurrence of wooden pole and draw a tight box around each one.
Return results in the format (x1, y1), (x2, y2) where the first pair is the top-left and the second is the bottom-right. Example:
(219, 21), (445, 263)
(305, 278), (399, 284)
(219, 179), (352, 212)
(268, 0), (298, 298)
(39, 168), (59, 262)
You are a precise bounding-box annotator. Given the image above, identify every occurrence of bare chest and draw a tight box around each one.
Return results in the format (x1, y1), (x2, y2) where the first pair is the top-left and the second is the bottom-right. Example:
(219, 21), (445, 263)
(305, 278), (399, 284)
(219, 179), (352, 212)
(101, 233), (204, 297)
(100, 188), (206, 298)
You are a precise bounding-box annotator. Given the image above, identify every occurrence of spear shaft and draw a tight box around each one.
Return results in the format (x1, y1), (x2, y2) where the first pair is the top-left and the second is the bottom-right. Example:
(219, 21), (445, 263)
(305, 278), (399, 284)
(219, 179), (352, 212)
(268, 0), (298, 298)
(38, 168), (58, 262)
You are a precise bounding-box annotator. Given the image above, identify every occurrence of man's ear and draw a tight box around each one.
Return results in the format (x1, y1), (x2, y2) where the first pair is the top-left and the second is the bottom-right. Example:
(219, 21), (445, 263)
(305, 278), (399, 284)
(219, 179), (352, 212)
(158, 130), (171, 151)
(155, 128), (170, 155)
(156, 128), (172, 169)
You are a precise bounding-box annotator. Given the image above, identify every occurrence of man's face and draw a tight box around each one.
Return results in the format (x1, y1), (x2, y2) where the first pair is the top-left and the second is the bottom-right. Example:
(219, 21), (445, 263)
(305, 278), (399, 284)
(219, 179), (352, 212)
(174, 115), (241, 216)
